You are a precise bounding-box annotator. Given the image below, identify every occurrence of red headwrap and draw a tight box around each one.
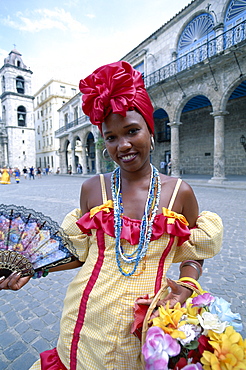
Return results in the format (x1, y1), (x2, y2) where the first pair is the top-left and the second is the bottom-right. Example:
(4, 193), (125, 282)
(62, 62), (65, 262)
(79, 61), (154, 134)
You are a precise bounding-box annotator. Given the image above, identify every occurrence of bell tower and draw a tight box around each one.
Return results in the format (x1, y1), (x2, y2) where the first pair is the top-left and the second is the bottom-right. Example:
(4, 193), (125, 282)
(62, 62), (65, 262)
(0, 49), (35, 170)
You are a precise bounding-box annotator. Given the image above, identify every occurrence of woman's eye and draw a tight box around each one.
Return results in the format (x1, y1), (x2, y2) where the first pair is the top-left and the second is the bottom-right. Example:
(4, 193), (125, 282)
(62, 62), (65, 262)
(129, 128), (139, 135)
(105, 135), (115, 141)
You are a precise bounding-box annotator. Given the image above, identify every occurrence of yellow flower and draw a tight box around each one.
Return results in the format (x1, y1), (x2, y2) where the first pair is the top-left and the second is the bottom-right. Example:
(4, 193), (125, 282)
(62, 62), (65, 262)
(201, 326), (246, 369)
(185, 300), (206, 325)
(152, 301), (187, 339)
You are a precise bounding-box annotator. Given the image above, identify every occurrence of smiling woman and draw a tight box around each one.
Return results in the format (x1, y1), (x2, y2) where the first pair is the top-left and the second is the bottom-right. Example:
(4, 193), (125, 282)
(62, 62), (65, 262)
(1, 61), (223, 370)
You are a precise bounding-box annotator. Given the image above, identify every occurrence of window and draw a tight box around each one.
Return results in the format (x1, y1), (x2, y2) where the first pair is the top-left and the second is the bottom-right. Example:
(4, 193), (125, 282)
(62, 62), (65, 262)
(38, 141), (41, 149)
(50, 119), (52, 128)
(37, 111), (40, 119)
(60, 85), (66, 94)
(22, 140), (25, 144)
(71, 88), (76, 95)
(50, 136), (53, 145)
(17, 106), (26, 126)
(16, 76), (25, 94)
(37, 126), (40, 134)
(2, 76), (5, 93)
(51, 156), (54, 168)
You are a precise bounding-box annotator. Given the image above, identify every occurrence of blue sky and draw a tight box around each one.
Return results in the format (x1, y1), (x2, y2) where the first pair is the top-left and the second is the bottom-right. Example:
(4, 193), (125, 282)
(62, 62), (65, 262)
(0, 0), (191, 92)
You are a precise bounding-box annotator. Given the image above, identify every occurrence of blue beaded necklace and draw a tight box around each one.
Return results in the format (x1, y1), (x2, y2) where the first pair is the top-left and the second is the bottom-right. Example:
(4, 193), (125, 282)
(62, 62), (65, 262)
(111, 164), (161, 276)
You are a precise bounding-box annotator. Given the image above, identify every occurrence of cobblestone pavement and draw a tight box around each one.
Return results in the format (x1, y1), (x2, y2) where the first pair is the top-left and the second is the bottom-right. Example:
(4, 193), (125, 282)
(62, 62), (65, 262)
(0, 174), (245, 369)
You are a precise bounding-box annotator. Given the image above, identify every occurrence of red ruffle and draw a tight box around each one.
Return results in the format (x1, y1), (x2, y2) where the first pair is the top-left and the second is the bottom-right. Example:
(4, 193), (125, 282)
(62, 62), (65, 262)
(40, 348), (67, 370)
(76, 210), (190, 246)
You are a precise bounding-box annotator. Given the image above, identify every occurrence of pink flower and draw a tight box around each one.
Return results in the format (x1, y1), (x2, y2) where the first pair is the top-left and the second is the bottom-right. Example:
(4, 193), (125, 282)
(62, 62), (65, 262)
(182, 364), (203, 370)
(142, 326), (180, 370)
(192, 293), (215, 307)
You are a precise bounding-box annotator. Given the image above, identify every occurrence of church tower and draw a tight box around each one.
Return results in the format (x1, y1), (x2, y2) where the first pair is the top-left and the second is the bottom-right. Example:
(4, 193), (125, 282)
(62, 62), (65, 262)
(0, 49), (35, 170)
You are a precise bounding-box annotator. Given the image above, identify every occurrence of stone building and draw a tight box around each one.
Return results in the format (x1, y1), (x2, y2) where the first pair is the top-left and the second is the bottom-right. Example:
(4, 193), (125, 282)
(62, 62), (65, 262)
(56, 92), (103, 175)
(34, 80), (78, 172)
(56, 0), (246, 181)
(0, 49), (35, 170)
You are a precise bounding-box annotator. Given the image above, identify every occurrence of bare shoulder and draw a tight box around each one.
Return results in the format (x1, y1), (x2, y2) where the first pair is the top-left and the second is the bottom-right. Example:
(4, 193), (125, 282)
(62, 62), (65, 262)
(80, 173), (113, 213)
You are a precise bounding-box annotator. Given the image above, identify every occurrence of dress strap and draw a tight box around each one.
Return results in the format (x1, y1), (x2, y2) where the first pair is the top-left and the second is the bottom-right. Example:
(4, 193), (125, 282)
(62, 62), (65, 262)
(99, 174), (108, 204)
(167, 178), (182, 210)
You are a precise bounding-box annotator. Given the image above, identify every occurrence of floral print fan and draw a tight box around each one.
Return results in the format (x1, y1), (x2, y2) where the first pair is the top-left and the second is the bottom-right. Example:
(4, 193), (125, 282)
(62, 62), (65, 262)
(0, 204), (78, 278)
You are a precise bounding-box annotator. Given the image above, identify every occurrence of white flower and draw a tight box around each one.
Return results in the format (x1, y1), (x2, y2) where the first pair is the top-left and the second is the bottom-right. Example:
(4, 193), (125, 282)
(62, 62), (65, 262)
(197, 312), (227, 334)
(178, 324), (201, 345)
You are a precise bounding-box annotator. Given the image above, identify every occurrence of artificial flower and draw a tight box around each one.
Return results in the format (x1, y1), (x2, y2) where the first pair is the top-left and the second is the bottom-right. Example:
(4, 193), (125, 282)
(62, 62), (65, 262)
(141, 295), (246, 370)
(152, 301), (187, 339)
(197, 312), (227, 334)
(182, 364), (203, 370)
(142, 326), (180, 370)
(209, 296), (243, 332)
(192, 293), (215, 308)
(178, 324), (201, 345)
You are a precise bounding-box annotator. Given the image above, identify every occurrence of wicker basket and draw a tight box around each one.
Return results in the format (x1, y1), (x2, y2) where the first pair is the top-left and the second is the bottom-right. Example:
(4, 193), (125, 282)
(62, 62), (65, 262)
(140, 281), (202, 369)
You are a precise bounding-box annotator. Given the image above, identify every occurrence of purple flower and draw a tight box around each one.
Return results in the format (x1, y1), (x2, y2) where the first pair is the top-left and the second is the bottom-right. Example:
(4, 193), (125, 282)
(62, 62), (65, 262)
(142, 326), (180, 370)
(192, 293), (215, 307)
(182, 364), (203, 370)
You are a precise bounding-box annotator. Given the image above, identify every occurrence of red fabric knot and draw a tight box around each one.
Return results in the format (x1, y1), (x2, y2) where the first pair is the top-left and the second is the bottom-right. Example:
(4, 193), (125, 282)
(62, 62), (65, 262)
(79, 61), (154, 133)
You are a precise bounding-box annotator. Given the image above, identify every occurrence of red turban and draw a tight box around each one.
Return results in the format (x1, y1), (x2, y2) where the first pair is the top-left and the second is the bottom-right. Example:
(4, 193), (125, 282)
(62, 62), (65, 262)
(79, 61), (154, 134)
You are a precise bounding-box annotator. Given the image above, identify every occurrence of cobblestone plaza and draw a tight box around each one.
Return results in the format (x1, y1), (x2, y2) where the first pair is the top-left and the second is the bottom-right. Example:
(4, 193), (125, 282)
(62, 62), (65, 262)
(0, 174), (245, 369)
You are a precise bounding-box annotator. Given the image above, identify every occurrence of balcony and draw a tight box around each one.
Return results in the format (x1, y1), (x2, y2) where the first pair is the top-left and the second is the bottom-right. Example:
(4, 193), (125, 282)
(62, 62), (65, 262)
(55, 115), (91, 137)
(144, 20), (246, 89)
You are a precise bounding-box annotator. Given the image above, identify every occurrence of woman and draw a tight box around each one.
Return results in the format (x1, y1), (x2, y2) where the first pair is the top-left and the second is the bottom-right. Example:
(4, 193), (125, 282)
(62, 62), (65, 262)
(0, 167), (11, 184)
(0, 61), (223, 370)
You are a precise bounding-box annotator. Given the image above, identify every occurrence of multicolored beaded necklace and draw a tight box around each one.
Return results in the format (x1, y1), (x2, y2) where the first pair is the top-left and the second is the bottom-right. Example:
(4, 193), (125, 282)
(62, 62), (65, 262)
(111, 164), (161, 276)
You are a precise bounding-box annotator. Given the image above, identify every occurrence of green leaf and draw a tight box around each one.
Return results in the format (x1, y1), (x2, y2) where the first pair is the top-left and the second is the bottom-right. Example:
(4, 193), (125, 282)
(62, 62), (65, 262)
(184, 340), (199, 350)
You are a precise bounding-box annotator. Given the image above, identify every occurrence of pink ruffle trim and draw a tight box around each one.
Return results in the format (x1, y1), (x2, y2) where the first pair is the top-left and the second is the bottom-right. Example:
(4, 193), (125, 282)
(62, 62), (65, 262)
(76, 210), (191, 246)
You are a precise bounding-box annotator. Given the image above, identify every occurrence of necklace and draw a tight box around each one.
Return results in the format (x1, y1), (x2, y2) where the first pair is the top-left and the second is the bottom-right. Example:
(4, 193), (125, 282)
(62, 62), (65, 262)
(111, 164), (161, 276)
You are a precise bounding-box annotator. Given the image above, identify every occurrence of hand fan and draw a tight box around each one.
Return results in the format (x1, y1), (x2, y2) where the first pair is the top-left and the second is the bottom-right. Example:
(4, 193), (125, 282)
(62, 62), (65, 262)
(0, 204), (78, 278)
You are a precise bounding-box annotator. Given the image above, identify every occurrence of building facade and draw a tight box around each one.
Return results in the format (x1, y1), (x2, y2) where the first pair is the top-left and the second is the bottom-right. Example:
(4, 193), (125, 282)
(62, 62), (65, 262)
(0, 49), (35, 170)
(34, 80), (78, 172)
(123, 0), (246, 181)
(55, 0), (246, 181)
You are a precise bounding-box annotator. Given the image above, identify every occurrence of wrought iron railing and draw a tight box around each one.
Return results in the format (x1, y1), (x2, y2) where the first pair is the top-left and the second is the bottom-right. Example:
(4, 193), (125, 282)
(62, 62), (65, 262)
(144, 20), (246, 88)
(55, 115), (90, 136)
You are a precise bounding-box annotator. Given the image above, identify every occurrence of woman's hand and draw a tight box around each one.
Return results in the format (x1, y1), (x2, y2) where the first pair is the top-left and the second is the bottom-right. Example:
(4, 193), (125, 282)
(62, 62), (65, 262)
(135, 278), (192, 319)
(0, 272), (31, 291)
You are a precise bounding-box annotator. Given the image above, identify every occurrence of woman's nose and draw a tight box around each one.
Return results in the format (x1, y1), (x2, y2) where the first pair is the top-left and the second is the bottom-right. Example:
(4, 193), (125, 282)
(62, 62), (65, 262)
(117, 137), (131, 151)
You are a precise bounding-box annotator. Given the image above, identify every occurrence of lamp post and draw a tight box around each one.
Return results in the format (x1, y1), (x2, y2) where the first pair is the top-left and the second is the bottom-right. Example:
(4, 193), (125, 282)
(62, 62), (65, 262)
(240, 135), (246, 152)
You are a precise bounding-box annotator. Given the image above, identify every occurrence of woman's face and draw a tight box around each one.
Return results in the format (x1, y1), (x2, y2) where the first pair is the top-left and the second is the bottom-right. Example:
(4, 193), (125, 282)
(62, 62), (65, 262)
(102, 110), (152, 172)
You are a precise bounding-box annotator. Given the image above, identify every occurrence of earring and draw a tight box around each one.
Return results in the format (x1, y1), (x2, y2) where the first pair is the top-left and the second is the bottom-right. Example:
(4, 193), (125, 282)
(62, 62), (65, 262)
(150, 136), (155, 152)
(102, 148), (110, 160)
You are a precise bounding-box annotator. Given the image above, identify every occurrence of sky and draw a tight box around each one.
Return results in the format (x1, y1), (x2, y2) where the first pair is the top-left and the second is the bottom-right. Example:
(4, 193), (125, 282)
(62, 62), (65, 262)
(0, 0), (191, 93)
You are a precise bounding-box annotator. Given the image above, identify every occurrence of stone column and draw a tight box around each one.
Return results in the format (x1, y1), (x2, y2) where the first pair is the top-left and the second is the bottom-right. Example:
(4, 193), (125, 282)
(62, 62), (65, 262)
(168, 121), (182, 177)
(81, 145), (88, 175)
(209, 111), (228, 183)
(95, 142), (101, 174)
(71, 146), (76, 174)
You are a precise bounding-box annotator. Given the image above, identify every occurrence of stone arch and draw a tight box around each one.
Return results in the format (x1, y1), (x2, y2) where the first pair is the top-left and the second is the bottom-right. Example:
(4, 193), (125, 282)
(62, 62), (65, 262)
(174, 92), (213, 122)
(17, 105), (26, 126)
(224, 0), (246, 27)
(84, 131), (95, 173)
(153, 108), (170, 143)
(175, 12), (215, 56)
(16, 76), (25, 94)
(220, 74), (246, 111)
(220, 77), (246, 174)
(72, 134), (83, 171)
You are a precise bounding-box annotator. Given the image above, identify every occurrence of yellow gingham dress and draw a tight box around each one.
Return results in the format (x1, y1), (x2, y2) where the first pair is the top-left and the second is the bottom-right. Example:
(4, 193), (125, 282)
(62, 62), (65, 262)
(30, 178), (223, 370)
